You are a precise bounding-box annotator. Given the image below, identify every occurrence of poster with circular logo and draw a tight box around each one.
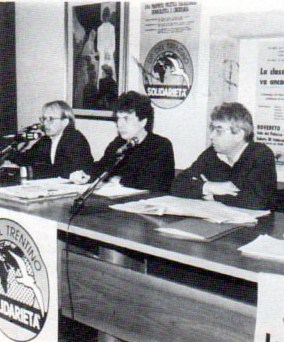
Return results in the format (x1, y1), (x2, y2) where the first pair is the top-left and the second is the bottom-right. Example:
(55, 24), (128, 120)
(143, 39), (193, 109)
(0, 219), (49, 341)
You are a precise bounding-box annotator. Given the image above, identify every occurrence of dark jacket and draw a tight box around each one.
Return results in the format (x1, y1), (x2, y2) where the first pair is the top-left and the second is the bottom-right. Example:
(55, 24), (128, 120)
(90, 132), (175, 192)
(171, 142), (277, 210)
(10, 124), (93, 179)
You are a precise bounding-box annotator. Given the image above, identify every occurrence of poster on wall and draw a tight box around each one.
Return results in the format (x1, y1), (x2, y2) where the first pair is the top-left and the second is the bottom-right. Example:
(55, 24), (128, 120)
(67, 1), (129, 119)
(255, 40), (284, 178)
(138, 1), (200, 109)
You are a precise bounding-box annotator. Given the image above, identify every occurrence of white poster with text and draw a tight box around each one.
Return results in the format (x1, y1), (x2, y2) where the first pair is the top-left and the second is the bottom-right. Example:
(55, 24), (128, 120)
(255, 40), (284, 179)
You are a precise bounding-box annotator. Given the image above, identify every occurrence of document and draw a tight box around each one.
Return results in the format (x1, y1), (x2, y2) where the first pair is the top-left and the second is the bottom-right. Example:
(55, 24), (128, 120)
(110, 196), (270, 224)
(0, 177), (148, 203)
(238, 234), (284, 262)
(155, 218), (242, 241)
(91, 181), (149, 199)
(0, 178), (82, 202)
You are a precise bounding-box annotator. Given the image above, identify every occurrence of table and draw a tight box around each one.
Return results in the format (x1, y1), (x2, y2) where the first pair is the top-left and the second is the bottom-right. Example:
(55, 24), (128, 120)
(0, 194), (283, 341)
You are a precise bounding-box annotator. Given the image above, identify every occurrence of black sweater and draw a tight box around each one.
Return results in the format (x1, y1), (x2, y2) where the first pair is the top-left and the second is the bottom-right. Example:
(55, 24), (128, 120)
(171, 142), (277, 210)
(90, 132), (175, 192)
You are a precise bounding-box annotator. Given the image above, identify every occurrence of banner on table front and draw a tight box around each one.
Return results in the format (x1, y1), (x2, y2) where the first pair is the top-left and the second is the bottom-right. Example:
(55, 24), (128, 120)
(255, 272), (284, 342)
(0, 208), (57, 342)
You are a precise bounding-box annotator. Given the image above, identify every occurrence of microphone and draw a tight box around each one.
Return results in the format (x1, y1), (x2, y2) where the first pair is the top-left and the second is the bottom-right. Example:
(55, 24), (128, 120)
(23, 123), (42, 131)
(3, 123), (43, 141)
(4, 131), (43, 141)
(116, 137), (139, 155)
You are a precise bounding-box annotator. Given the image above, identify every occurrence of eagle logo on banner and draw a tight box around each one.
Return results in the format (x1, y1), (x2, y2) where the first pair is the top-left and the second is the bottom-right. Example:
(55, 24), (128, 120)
(141, 39), (193, 109)
(0, 220), (49, 341)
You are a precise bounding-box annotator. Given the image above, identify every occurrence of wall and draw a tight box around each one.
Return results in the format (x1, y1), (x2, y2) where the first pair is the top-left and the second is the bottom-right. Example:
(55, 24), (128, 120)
(0, 2), (17, 142)
(15, 0), (284, 169)
(16, 2), (66, 129)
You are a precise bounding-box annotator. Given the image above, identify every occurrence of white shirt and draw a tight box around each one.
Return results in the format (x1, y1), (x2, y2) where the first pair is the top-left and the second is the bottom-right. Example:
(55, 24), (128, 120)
(217, 143), (249, 167)
(50, 132), (63, 164)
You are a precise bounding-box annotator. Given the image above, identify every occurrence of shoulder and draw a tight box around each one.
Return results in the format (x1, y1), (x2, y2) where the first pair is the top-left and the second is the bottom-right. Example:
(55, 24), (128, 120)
(61, 125), (89, 144)
(246, 142), (275, 159)
(144, 133), (174, 156)
(146, 132), (173, 147)
(195, 145), (216, 160)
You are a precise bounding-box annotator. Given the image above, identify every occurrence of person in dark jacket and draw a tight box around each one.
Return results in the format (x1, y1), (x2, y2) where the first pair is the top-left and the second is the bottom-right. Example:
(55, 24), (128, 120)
(9, 100), (93, 179)
(70, 91), (175, 192)
(171, 102), (277, 210)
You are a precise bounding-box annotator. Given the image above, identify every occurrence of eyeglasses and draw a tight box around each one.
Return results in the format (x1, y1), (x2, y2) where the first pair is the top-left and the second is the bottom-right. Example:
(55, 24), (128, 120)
(39, 117), (62, 124)
(209, 124), (235, 136)
(116, 115), (137, 124)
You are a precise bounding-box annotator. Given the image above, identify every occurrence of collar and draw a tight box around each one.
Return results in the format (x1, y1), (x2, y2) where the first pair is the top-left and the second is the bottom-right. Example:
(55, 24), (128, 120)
(50, 130), (64, 144)
(217, 142), (249, 167)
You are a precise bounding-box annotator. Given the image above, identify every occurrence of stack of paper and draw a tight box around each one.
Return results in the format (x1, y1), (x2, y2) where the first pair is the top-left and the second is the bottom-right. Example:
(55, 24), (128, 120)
(0, 178), (81, 202)
(238, 235), (284, 262)
(0, 177), (149, 203)
(110, 195), (270, 224)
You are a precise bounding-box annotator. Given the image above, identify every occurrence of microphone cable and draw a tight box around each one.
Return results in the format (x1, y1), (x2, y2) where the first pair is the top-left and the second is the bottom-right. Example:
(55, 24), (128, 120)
(63, 137), (139, 330)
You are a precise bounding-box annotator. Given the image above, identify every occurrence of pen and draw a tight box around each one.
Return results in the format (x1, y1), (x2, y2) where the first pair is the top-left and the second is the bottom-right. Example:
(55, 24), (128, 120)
(200, 174), (208, 182)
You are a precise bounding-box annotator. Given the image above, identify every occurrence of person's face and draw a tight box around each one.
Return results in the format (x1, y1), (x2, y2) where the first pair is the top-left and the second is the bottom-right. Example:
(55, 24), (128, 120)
(40, 108), (69, 137)
(209, 120), (245, 156)
(116, 111), (147, 141)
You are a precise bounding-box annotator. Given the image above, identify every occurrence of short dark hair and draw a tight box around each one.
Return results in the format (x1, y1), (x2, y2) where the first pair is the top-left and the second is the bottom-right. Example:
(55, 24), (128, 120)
(211, 102), (254, 142)
(113, 91), (154, 132)
(42, 100), (75, 127)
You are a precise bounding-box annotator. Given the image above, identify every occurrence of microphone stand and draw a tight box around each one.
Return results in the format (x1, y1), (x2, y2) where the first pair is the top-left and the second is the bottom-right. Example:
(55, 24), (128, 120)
(70, 153), (126, 215)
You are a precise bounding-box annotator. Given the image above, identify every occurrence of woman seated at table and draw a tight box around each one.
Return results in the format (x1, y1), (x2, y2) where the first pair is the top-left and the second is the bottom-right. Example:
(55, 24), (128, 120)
(70, 91), (175, 192)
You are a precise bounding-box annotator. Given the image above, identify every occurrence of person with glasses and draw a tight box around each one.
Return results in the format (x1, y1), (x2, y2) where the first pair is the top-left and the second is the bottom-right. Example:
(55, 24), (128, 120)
(9, 100), (93, 179)
(70, 91), (175, 192)
(171, 102), (277, 209)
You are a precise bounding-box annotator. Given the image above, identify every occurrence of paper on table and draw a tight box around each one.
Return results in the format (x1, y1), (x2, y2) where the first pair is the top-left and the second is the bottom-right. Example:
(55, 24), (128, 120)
(0, 177), (148, 202)
(238, 234), (284, 262)
(110, 195), (270, 224)
(0, 177), (83, 201)
(92, 181), (148, 198)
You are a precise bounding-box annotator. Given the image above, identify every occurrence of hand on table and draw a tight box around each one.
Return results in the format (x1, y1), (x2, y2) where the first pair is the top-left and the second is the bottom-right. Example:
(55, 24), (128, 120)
(69, 170), (90, 185)
(203, 181), (240, 197)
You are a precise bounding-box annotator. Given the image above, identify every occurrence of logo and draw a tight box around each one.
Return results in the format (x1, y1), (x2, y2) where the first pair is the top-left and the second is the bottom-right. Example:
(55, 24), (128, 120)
(143, 39), (193, 108)
(0, 219), (49, 341)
